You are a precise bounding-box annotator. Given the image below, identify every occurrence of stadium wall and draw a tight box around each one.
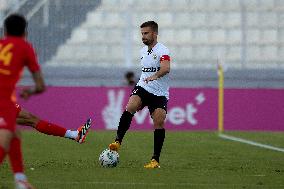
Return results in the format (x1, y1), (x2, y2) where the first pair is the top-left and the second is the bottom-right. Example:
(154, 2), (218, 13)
(17, 86), (284, 131)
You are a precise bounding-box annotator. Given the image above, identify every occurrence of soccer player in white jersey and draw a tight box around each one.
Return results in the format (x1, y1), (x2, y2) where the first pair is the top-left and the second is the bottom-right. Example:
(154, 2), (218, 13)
(109, 21), (171, 168)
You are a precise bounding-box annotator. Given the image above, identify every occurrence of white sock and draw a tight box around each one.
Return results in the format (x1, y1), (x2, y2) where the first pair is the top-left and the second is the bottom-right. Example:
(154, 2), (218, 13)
(64, 130), (78, 139)
(15, 172), (27, 182)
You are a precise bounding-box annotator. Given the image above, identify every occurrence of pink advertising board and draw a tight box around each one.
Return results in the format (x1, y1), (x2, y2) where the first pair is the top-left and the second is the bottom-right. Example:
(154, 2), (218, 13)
(16, 87), (284, 131)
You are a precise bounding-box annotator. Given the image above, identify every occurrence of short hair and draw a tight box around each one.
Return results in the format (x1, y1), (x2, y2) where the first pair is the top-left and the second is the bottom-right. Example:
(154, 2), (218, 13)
(4, 14), (27, 36)
(125, 71), (134, 79)
(140, 21), (158, 33)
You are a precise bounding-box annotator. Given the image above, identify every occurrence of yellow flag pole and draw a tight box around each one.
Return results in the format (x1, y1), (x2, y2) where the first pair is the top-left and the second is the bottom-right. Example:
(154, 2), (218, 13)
(218, 61), (224, 133)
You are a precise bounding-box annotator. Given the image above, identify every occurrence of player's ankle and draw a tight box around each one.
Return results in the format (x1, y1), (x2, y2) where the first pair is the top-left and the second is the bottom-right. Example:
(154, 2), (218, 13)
(151, 156), (159, 163)
(14, 172), (27, 182)
(115, 139), (122, 144)
(64, 130), (78, 139)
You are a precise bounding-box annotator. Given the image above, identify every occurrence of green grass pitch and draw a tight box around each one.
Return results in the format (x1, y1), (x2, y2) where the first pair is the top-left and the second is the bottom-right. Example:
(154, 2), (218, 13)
(0, 131), (283, 189)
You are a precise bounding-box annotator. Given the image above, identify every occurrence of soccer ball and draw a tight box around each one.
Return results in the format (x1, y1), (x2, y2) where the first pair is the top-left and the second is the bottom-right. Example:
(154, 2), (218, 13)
(99, 149), (119, 168)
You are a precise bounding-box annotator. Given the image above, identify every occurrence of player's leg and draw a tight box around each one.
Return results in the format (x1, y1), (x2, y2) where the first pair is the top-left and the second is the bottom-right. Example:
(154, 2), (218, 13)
(109, 95), (142, 150)
(0, 105), (34, 188)
(115, 95), (142, 142)
(8, 130), (24, 176)
(7, 130), (34, 189)
(109, 87), (144, 151)
(17, 108), (67, 136)
(0, 105), (16, 164)
(16, 104), (91, 143)
(0, 129), (13, 164)
(0, 130), (34, 189)
(144, 96), (167, 169)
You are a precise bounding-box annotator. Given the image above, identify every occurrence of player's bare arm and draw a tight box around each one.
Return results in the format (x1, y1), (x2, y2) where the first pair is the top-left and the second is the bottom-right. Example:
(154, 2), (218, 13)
(144, 60), (170, 83)
(20, 71), (46, 99)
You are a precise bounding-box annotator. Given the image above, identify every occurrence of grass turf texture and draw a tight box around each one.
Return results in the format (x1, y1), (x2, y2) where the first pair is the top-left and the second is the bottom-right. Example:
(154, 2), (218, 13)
(0, 131), (283, 189)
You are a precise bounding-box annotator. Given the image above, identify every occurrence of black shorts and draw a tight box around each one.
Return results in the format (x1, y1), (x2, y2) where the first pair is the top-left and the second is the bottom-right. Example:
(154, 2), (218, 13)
(130, 86), (168, 114)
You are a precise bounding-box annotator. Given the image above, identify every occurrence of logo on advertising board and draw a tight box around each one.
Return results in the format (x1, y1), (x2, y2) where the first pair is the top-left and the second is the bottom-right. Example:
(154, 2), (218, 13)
(102, 89), (206, 129)
(102, 90), (125, 130)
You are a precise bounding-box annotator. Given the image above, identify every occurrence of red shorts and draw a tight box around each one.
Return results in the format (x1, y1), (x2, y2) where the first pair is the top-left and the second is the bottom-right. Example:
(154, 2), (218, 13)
(0, 103), (17, 132)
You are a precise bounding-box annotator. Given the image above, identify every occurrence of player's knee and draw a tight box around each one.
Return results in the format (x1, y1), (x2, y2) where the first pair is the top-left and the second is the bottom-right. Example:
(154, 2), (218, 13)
(125, 104), (140, 114)
(126, 96), (142, 113)
(153, 117), (165, 128)
(156, 119), (165, 126)
(25, 112), (39, 121)
(19, 111), (40, 127)
(19, 110), (35, 120)
(154, 122), (164, 129)
(125, 108), (136, 114)
(0, 130), (13, 150)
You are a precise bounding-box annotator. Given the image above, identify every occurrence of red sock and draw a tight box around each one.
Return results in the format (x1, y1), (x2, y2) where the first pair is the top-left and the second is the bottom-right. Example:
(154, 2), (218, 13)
(0, 146), (6, 164)
(35, 120), (67, 137)
(8, 137), (24, 173)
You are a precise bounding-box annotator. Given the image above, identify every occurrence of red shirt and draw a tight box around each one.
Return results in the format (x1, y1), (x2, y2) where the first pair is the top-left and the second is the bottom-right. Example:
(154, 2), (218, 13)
(0, 36), (40, 103)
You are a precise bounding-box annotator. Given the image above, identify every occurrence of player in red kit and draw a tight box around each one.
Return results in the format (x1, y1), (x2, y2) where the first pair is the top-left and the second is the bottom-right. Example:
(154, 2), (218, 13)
(0, 14), (92, 189)
(0, 14), (45, 189)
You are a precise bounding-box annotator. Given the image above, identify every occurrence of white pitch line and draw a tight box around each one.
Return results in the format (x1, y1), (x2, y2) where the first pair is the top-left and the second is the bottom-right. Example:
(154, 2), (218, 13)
(2, 181), (188, 186)
(2, 181), (284, 187)
(219, 133), (284, 153)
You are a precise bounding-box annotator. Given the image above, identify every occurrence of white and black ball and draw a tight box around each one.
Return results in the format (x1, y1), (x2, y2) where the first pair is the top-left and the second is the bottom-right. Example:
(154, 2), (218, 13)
(99, 149), (119, 168)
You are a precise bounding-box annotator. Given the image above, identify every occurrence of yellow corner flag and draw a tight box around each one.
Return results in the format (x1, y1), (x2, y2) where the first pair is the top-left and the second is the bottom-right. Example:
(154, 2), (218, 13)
(218, 63), (224, 133)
